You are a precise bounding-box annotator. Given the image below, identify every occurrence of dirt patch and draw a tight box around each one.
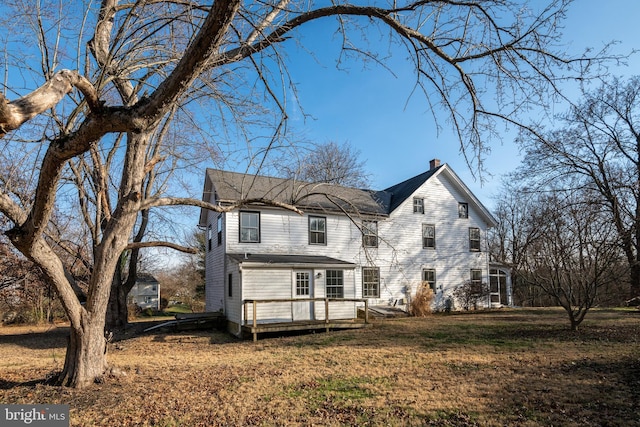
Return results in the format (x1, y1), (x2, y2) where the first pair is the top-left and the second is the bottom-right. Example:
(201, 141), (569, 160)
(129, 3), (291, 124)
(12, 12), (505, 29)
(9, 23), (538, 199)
(1, 308), (639, 426)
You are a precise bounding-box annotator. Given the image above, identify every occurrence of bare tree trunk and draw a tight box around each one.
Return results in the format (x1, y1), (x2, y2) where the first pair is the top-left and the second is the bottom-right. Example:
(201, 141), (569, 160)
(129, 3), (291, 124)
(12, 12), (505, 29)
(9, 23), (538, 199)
(56, 314), (108, 388)
(569, 316), (579, 332)
(105, 264), (129, 331)
(105, 205), (148, 331)
(630, 262), (640, 298)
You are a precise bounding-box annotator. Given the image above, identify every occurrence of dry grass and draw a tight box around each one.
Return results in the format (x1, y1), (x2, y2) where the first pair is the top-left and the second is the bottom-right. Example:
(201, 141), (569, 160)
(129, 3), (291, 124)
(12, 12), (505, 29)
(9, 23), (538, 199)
(1, 308), (639, 426)
(408, 283), (434, 317)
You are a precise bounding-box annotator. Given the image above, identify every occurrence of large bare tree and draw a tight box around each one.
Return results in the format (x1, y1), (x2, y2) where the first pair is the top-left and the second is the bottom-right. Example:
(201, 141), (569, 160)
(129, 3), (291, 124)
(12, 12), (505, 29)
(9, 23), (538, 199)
(276, 141), (371, 187)
(519, 190), (622, 330)
(489, 181), (545, 306)
(0, 0), (606, 388)
(518, 76), (640, 299)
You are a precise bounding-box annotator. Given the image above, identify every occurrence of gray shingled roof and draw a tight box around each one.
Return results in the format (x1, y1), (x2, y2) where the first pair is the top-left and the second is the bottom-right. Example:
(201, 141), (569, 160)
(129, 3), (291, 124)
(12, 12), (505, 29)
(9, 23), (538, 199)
(383, 165), (443, 212)
(205, 169), (390, 216)
(202, 164), (496, 226)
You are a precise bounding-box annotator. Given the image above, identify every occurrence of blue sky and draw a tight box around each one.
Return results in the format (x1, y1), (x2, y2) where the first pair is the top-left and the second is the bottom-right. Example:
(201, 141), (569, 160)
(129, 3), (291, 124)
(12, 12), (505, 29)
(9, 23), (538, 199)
(2, 0), (639, 267)
(3, 0), (636, 210)
(280, 0), (640, 208)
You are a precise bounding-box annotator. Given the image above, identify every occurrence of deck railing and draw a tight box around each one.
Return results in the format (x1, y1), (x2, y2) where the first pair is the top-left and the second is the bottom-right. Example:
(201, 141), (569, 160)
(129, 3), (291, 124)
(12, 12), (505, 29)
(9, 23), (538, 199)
(242, 298), (369, 341)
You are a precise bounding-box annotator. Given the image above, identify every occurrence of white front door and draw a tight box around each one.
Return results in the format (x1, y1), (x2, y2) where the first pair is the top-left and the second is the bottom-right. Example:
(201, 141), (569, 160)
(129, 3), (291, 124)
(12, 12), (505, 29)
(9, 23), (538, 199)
(292, 270), (314, 321)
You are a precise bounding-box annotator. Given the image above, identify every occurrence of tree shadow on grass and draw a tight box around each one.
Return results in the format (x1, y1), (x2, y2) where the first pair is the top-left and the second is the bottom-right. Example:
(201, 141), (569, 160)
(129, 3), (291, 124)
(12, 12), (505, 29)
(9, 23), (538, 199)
(495, 357), (640, 425)
(418, 322), (640, 349)
(0, 378), (45, 390)
(0, 326), (69, 350)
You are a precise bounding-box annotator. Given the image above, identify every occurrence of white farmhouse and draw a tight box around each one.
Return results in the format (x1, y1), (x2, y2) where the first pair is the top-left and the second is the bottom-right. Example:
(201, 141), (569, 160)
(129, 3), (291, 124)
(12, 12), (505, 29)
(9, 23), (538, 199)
(199, 159), (510, 337)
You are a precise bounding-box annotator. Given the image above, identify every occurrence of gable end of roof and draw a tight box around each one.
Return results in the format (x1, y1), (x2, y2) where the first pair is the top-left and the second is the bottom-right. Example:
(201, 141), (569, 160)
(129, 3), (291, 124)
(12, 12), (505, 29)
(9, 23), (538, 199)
(383, 165), (442, 212)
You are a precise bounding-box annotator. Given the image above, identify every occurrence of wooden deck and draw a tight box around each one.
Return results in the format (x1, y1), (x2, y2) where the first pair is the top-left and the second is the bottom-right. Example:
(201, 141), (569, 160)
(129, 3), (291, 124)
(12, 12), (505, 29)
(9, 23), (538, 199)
(242, 298), (370, 341)
(241, 318), (370, 341)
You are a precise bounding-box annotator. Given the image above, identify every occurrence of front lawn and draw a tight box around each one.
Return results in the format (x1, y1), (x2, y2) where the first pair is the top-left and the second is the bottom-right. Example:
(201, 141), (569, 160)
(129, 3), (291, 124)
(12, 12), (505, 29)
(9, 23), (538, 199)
(1, 308), (638, 426)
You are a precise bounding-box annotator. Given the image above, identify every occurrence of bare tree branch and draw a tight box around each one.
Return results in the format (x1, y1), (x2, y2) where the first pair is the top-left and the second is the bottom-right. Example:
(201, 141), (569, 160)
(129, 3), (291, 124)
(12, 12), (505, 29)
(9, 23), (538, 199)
(125, 240), (197, 254)
(0, 70), (101, 138)
(140, 196), (304, 215)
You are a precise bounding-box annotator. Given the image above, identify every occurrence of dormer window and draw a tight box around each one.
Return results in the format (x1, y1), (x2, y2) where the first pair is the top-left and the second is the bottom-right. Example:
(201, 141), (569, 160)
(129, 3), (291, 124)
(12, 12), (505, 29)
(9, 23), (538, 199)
(413, 198), (424, 214)
(458, 202), (468, 219)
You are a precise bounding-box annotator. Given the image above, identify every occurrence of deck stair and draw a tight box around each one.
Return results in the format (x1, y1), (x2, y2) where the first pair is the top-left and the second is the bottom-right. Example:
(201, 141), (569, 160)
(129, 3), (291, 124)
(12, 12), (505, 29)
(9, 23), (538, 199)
(365, 306), (410, 319)
(143, 312), (224, 332)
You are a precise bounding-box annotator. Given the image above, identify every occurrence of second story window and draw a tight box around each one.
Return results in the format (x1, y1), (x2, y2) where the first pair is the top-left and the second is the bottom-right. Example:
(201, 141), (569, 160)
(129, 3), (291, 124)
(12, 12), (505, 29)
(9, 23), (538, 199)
(413, 197), (424, 214)
(422, 224), (435, 248)
(207, 224), (213, 251)
(362, 220), (378, 248)
(239, 211), (260, 243)
(309, 216), (326, 245)
(469, 227), (481, 251)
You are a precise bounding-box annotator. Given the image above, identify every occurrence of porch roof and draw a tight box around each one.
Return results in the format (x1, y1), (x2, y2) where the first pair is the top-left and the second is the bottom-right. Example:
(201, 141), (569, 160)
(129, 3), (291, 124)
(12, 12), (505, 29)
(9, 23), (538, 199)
(227, 253), (355, 268)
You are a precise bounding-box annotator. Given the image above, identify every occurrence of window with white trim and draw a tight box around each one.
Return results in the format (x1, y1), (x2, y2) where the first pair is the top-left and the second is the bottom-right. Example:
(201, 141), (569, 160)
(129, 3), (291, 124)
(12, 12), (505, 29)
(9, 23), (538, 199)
(326, 270), (344, 298)
(239, 211), (260, 243)
(422, 224), (435, 248)
(422, 269), (436, 293)
(296, 272), (310, 296)
(309, 216), (326, 245)
(362, 221), (378, 248)
(470, 269), (482, 286)
(489, 268), (507, 304)
(362, 267), (380, 298)
(469, 227), (481, 251)
(413, 198), (424, 214)
(458, 202), (469, 218)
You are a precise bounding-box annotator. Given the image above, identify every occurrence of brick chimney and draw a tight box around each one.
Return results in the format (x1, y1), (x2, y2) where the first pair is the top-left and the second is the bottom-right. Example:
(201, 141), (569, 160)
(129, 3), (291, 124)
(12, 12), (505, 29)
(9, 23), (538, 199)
(429, 159), (441, 170)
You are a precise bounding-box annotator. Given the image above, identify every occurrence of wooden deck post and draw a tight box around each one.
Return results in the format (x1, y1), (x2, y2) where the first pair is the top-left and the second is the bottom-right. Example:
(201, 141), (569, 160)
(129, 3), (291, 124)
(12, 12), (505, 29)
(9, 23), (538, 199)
(364, 299), (369, 324)
(243, 301), (248, 326)
(325, 298), (330, 333)
(253, 300), (258, 342)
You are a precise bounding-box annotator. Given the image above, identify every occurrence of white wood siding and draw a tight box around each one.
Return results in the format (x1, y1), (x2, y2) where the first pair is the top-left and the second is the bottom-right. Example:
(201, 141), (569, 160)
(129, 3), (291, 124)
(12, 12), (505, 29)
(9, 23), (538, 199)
(204, 208), (225, 313)
(240, 267), (357, 323)
(225, 262), (242, 324)
(225, 209), (360, 260)
(374, 172), (491, 309)
(205, 166), (494, 319)
(242, 268), (291, 323)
